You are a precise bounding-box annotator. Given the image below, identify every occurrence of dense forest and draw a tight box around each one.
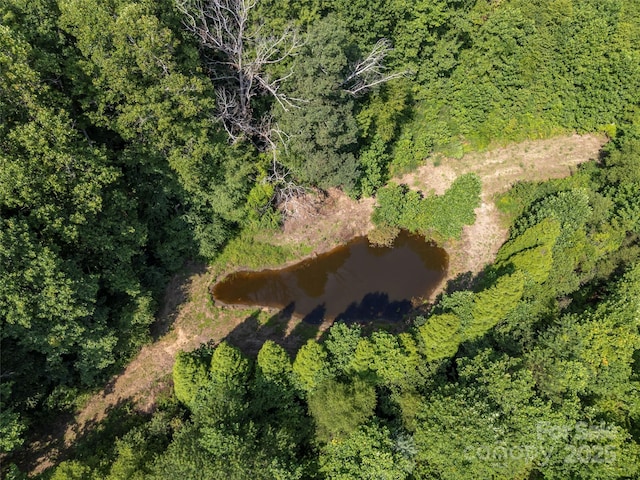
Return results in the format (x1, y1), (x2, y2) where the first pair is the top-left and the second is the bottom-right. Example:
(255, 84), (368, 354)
(1, 0), (640, 478)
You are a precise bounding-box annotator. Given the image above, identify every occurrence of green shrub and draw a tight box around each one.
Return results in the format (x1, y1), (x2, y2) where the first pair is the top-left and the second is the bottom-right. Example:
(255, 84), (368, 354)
(367, 224), (401, 247)
(172, 346), (212, 407)
(372, 173), (481, 241)
(467, 271), (525, 340)
(358, 135), (390, 197)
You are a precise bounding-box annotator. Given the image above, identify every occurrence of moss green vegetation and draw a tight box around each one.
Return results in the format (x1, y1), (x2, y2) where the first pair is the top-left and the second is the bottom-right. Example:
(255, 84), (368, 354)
(2, 0), (640, 477)
(212, 227), (313, 271)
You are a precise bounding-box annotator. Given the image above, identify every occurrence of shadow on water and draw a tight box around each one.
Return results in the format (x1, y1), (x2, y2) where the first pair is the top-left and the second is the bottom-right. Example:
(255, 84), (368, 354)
(266, 301), (296, 326)
(302, 303), (326, 325)
(335, 292), (413, 323)
(216, 231), (451, 356)
(222, 293), (422, 358)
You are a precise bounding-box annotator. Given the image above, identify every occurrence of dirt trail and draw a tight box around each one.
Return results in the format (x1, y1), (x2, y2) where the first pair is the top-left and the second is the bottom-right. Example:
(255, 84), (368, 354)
(24, 133), (606, 476)
(24, 265), (216, 474)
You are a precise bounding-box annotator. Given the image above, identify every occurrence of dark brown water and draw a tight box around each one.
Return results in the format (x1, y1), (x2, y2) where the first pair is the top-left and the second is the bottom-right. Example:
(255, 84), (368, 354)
(212, 231), (448, 323)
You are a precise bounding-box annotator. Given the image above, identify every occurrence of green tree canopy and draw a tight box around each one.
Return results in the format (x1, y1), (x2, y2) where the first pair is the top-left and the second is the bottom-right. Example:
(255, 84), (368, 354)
(308, 378), (376, 442)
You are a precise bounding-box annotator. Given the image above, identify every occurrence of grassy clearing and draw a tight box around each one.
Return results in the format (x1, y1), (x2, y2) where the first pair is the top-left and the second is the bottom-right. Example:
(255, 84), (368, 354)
(212, 227), (313, 273)
(400, 133), (607, 278)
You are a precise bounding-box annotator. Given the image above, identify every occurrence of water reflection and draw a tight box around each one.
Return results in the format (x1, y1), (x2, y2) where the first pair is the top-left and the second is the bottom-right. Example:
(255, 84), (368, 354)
(294, 247), (351, 298)
(212, 231), (448, 322)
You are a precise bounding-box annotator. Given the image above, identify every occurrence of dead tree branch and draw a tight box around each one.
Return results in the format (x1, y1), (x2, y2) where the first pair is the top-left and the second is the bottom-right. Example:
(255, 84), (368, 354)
(342, 38), (408, 96)
(266, 160), (306, 216)
(175, 0), (302, 143)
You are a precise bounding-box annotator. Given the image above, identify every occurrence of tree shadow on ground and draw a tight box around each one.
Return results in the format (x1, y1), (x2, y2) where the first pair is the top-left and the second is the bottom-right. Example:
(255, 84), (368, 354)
(223, 302), (323, 357)
(152, 261), (208, 340)
(66, 400), (149, 464)
(15, 398), (148, 477)
(407, 267), (489, 322)
(444, 271), (477, 294)
(11, 409), (74, 476)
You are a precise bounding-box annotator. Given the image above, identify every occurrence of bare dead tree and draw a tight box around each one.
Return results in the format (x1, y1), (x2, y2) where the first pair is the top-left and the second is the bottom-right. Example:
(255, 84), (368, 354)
(265, 160), (306, 216)
(255, 117), (307, 213)
(342, 39), (408, 96)
(175, 2), (404, 215)
(175, 0), (302, 145)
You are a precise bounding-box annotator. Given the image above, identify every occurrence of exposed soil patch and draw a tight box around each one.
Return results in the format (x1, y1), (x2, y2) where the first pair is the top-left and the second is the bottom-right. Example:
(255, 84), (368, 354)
(272, 187), (376, 254)
(23, 133), (606, 476)
(399, 133), (606, 277)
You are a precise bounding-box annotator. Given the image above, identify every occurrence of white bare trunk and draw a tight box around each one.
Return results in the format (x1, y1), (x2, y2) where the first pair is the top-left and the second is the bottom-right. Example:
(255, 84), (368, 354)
(176, 0), (301, 145)
(342, 39), (409, 96)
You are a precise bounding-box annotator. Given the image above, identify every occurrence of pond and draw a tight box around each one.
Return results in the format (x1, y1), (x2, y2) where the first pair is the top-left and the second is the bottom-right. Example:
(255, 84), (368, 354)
(212, 231), (448, 323)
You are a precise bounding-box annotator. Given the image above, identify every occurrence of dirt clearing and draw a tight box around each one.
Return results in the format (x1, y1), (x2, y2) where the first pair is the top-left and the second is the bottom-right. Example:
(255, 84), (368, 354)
(270, 188), (376, 253)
